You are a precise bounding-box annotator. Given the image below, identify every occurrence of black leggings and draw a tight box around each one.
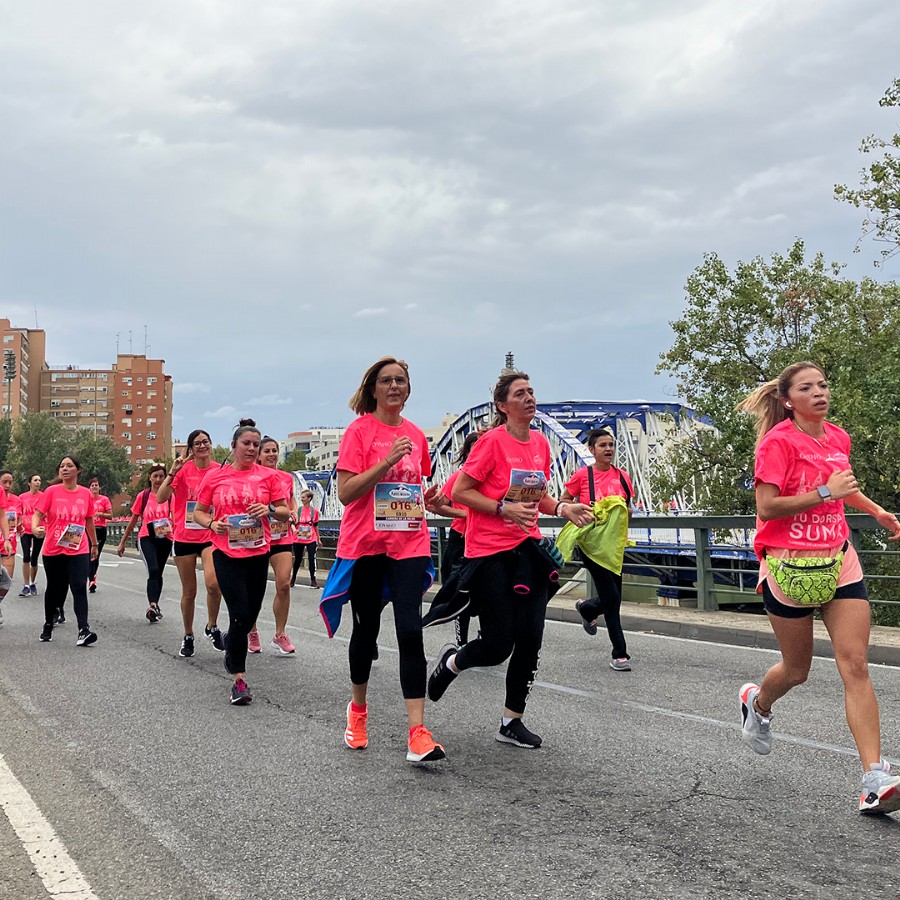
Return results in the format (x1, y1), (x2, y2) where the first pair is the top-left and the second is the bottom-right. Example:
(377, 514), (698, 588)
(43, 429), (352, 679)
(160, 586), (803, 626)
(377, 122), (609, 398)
(292, 542), (317, 580)
(21, 534), (44, 568)
(212, 550), (269, 675)
(139, 536), (172, 605)
(89, 527), (107, 581)
(43, 553), (90, 630)
(348, 554), (429, 699)
(455, 548), (549, 715)
(578, 557), (628, 659)
(441, 530), (473, 644)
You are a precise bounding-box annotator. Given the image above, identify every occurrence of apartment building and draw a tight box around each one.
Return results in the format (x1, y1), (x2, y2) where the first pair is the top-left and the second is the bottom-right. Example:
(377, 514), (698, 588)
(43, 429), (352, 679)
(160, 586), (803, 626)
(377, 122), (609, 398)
(40, 355), (173, 465)
(0, 318), (47, 418)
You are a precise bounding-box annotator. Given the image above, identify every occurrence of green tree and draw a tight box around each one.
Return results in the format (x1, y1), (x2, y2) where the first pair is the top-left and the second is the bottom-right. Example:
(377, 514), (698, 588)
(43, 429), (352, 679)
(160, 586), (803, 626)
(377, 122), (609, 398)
(72, 430), (135, 496)
(835, 78), (900, 265)
(211, 445), (231, 464)
(280, 449), (307, 471)
(656, 239), (900, 515)
(7, 413), (69, 488)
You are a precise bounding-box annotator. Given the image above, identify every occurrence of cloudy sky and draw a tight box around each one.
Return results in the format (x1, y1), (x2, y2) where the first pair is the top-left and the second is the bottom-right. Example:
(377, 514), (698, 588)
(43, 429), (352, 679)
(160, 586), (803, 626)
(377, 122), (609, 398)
(2, 1), (898, 444)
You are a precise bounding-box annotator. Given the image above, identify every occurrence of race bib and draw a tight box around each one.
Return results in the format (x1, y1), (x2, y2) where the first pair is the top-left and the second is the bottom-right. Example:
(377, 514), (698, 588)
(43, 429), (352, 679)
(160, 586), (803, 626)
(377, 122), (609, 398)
(151, 518), (173, 539)
(269, 516), (290, 541)
(56, 523), (85, 551)
(226, 515), (265, 550)
(503, 469), (547, 504)
(185, 501), (213, 530)
(6, 511), (15, 522)
(297, 524), (313, 541)
(374, 482), (425, 531)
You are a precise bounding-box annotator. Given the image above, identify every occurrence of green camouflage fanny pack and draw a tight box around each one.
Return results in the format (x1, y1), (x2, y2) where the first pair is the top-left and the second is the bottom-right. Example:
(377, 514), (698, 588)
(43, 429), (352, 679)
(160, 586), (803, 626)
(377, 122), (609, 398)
(766, 542), (848, 606)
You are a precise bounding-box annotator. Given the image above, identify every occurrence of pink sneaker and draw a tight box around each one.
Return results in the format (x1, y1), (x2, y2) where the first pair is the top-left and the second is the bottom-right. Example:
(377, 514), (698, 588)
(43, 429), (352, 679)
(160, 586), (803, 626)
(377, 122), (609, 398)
(247, 631), (262, 654)
(271, 633), (295, 655)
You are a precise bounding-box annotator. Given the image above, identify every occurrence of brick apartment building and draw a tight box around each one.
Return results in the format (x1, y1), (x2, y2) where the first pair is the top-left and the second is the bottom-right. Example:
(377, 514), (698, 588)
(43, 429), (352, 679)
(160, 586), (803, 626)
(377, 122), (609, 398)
(1, 318), (173, 466)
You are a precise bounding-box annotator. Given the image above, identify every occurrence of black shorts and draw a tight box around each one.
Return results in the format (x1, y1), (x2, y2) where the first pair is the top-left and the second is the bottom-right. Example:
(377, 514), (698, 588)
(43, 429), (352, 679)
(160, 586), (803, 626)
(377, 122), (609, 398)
(173, 540), (212, 558)
(268, 544), (293, 557)
(762, 577), (869, 618)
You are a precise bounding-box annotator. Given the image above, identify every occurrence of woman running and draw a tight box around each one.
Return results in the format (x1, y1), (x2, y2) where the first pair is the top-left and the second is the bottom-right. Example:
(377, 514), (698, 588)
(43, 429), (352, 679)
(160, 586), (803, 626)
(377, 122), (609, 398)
(117, 464), (173, 622)
(737, 362), (900, 814)
(429, 431), (479, 645)
(18, 474), (44, 596)
(324, 356), (445, 763)
(156, 429), (224, 658)
(428, 371), (593, 749)
(33, 455), (99, 646)
(247, 436), (297, 655)
(87, 477), (113, 593)
(192, 419), (290, 705)
(292, 489), (320, 589)
(560, 428), (635, 670)
(1, 470), (20, 586)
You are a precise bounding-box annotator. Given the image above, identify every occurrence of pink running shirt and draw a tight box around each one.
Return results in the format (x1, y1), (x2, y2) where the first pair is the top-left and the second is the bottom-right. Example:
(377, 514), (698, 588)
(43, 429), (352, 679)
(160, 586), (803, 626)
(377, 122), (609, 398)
(335, 414), (432, 561)
(565, 466), (633, 505)
(35, 484), (94, 556)
(198, 464), (286, 558)
(168, 460), (218, 544)
(753, 418), (851, 559)
(19, 491), (43, 535)
(459, 425), (551, 559)
(131, 490), (174, 541)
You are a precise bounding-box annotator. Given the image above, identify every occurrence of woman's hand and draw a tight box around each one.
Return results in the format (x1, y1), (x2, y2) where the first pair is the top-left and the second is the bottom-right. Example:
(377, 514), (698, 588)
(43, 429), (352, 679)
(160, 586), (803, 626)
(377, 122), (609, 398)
(209, 517), (224, 535)
(874, 509), (900, 541)
(246, 502), (269, 518)
(117, 541), (126, 557)
(384, 436), (413, 468)
(90, 544), (98, 561)
(826, 468), (859, 501)
(423, 485), (444, 513)
(501, 501), (539, 531)
(33, 525), (45, 539)
(562, 502), (595, 528)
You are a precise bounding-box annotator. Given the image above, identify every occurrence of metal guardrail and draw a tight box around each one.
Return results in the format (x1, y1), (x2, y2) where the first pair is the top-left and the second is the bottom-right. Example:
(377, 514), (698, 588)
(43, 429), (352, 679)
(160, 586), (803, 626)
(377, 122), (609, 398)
(105, 513), (900, 614)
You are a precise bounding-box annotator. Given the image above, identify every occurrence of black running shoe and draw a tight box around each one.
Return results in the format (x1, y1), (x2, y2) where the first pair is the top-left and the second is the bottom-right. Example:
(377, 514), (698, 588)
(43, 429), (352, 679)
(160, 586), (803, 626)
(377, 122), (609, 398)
(496, 718), (542, 749)
(205, 625), (225, 651)
(146, 605), (161, 623)
(76, 628), (98, 647)
(230, 678), (253, 705)
(179, 634), (195, 658)
(575, 600), (598, 636)
(39, 624), (53, 642)
(88, 579), (97, 594)
(427, 643), (459, 702)
(54, 608), (66, 625)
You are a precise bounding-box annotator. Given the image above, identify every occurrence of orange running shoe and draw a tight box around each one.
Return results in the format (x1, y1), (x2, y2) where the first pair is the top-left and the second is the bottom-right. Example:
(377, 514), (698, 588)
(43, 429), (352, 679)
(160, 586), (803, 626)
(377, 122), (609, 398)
(407, 725), (446, 763)
(344, 702), (368, 749)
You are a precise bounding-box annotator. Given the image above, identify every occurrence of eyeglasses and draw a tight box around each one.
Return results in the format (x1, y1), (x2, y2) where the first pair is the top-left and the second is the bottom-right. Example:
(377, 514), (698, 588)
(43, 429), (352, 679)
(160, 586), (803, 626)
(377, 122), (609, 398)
(376, 376), (408, 387)
(192, 439), (212, 448)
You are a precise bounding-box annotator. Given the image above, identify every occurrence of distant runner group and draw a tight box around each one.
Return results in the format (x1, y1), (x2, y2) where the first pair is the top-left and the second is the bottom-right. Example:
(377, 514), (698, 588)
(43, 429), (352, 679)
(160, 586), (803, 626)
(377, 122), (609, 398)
(0, 357), (898, 816)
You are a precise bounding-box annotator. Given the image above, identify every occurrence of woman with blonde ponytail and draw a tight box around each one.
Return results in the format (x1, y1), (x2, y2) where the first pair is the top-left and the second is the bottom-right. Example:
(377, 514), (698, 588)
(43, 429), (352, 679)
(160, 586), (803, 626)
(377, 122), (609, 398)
(736, 362), (900, 815)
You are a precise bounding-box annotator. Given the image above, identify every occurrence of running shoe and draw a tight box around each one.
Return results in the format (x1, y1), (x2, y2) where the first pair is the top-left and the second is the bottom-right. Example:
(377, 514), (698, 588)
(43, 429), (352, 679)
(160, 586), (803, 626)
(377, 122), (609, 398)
(76, 628), (98, 647)
(230, 678), (253, 705)
(146, 605), (161, 623)
(427, 644), (459, 702)
(88, 579), (97, 594)
(30, 584), (37, 596)
(271, 633), (296, 655)
(610, 657), (632, 672)
(39, 624), (53, 642)
(859, 761), (900, 815)
(496, 718), (542, 749)
(406, 725), (446, 763)
(344, 702), (368, 749)
(179, 634), (195, 658)
(248, 630), (262, 654)
(575, 600), (598, 636)
(739, 682), (772, 755)
(311, 578), (320, 589)
(18, 585), (31, 597)
(205, 625), (225, 651)
(54, 608), (66, 625)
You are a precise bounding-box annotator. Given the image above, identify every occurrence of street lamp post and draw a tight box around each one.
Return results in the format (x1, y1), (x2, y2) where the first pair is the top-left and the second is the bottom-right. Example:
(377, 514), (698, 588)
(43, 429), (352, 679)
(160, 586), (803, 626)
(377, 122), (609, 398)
(3, 350), (17, 419)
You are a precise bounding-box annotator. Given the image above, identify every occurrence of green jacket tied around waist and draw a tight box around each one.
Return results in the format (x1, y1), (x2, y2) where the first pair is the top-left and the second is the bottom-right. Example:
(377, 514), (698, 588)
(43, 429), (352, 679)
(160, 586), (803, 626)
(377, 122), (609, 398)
(554, 494), (634, 575)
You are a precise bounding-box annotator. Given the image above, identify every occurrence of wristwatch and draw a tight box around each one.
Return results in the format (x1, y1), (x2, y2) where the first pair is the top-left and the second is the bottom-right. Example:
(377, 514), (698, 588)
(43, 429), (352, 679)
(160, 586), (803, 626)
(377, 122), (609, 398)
(816, 485), (832, 502)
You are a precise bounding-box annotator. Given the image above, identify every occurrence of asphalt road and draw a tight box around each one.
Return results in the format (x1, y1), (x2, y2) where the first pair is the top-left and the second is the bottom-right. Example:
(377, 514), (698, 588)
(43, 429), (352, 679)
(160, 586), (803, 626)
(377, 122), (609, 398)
(1, 554), (899, 900)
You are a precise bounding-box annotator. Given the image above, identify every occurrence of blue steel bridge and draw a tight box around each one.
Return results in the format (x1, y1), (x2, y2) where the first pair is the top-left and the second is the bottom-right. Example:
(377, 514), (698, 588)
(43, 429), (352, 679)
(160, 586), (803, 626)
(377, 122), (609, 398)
(292, 400), (757, 603)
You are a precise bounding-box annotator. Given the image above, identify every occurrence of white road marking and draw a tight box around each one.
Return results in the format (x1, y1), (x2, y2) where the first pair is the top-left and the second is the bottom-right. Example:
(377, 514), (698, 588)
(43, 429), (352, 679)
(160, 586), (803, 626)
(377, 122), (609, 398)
(0, 754), (99, 899)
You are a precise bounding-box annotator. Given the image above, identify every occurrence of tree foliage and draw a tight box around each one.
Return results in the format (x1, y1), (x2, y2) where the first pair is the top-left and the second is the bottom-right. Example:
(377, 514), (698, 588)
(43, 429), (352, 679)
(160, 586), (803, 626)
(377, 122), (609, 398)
(0, 418), (11, 470)
(280, 449), (307, 471)
(835, 78), (900, 265)
(656, 239), (900, 515)
(71, 431), (135, 497)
